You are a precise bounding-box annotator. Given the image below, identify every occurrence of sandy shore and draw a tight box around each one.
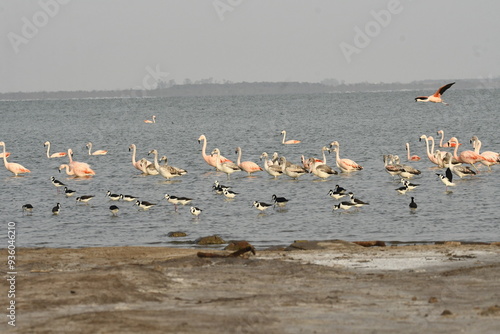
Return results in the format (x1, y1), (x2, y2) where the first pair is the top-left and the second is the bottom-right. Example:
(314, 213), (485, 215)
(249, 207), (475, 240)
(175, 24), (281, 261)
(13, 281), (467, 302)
(1, 240), (500, 333)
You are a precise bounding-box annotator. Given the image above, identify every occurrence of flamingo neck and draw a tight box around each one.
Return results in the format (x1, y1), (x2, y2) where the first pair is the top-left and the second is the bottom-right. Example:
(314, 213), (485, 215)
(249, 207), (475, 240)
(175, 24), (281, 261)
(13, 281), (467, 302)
(46, 143), (51, 158)
(322, 149), (327, 165)
(131, 145), (137, 165)
(438, 132), (444, 147)
(281, 132), (286, 144)
(406, 144), (411, 160)
(236, 148), (242, 166)
(152, 151), (160, 170)
(200, 138), (208, 159)
(452, 142), (460, 161)
(1, 145), (7, 166)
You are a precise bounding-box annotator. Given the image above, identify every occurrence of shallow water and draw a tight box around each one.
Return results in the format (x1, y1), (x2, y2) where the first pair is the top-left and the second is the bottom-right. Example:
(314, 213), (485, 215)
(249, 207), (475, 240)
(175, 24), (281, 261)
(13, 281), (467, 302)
(1, 89), (499, 249)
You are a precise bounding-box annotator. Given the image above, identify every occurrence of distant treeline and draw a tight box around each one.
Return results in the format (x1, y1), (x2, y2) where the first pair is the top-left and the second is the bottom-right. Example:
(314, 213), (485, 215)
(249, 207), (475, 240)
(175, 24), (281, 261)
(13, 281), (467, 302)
(1, 78), (499, 100)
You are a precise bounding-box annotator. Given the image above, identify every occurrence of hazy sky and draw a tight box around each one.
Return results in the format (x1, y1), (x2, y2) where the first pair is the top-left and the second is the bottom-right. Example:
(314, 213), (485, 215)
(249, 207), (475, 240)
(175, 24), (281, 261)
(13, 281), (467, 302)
(1, 0), (499, 93)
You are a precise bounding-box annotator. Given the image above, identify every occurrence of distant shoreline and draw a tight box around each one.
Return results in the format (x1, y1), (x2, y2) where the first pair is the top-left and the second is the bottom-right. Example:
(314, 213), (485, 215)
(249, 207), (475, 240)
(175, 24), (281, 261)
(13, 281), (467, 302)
(2, 78), (499, 101)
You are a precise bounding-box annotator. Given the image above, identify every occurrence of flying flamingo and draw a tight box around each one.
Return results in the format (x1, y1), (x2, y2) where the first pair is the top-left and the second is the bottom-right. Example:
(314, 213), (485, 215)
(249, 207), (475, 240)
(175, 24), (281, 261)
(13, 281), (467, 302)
(405, 143), (421, 161)
(144, 115), (156, 123)
(415, 82), (455, 105)
(470, 136), (500, 170)
(211, 148), (241, 179)
(0, 142), (30, 176)
(44, 141), (67, 158)
(86, 142), (107, 155)
(436, 130), (460, 148)
(197, 134), (232, 168)
(67, 148), (95, 177)
(329, 141), (363, 173)
(235, 147), (262, 175)
(129, 144), (152, 171)
(449, 138), (484, 172)
(281, 130), (301, 144)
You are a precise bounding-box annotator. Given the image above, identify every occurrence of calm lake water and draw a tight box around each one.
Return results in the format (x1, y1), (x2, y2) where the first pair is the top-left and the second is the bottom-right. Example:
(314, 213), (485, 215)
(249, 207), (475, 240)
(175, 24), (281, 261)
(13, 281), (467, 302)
(1, 89), (499, 249)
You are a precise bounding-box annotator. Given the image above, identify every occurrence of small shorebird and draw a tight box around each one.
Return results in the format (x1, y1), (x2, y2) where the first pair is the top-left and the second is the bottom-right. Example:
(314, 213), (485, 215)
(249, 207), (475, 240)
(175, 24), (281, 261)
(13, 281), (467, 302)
(328, 185), (347, 199)
(437, 168), (455, 191)
(64, 187), (76, 197)
(401, 179), (419, 190)
(119, 194), (138, 202)
(415, 82), (455, 105)
(253, 201), (273, 212)
(135, 200), (156, 210)
(222, 188), (238, 199)
(212, 180), (230, 194)
(52, 203), (61, 215)
(109, 205), (119, 216)
(164, 194), (192, 211)
(348, 192), (369, 207)
(76, 195), (95, 204)
(106, 191), (121, 201)
(190, 206), (202, 217)
(22, 204), (34, 215)
(51, 176), (66, 191)
(395, 184), (409, 195)
(409, 197), (418, 210)
(333, 201), (357, 211)
(272, 194), (289, 208)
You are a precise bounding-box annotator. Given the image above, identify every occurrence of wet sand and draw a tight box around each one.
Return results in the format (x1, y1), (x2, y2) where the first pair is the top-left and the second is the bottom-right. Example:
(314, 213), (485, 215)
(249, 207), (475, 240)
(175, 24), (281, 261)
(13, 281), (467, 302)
(1, 241), (500, 333)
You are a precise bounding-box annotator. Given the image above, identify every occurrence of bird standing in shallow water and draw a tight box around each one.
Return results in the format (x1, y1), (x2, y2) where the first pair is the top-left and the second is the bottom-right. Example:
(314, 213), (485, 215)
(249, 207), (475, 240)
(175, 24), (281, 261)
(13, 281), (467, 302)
(190, 206), (202, 217)
(437, 168), (455, 191)
(253, 201), (273, 212)
(22, 204), (34, 215)
(409, 197), (417, 210)
(109, 205), (119, 216)
(52, 203), (61, 215)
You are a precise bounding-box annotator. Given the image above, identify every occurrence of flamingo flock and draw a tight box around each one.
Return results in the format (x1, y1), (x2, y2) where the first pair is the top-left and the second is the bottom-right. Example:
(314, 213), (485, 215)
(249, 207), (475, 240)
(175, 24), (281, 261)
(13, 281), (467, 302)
(3, 107), (499, 240)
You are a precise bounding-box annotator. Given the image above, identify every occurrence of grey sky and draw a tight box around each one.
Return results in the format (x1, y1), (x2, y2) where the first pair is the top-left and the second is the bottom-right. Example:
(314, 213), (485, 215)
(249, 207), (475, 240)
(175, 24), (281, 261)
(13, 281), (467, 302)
(1, 0), (499, 93)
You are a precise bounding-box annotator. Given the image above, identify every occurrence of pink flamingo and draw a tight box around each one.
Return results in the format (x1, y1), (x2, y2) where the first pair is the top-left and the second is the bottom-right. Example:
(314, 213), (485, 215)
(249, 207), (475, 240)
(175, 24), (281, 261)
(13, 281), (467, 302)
(129, 144), (151, 171)
(415, 82), (455, 105)
(86, 142), (107, 155)
(405, 143), (421, 161)
(144, 115), (156, 123)
(436, 130), (460, 148)
(329, 141), (363, 173)
(67, 149), (95, 176)
(470, 136), (500, 170)
(58, 164), (76, 176)
(197, 134), (232, 168)
(0, 142), (31, 176)
(235, 147), (262, 175)
(281, 130), (301, 144)
(44, 141), (67, 158)
(449, 138), (484, 172)
(419, 135), (439, 165)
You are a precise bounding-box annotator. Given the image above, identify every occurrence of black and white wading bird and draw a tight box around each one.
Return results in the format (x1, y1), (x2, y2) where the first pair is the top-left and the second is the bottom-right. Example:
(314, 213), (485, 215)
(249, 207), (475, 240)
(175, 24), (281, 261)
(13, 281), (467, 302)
(436, 167), (455, 191)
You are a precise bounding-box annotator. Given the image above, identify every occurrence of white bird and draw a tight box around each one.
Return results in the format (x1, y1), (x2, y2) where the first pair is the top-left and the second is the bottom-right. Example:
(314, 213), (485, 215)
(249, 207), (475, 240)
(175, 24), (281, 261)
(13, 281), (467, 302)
(138, 158), (159, 175)
(308, 157), (337, 179)
(260, 152), (283, 178)
(329, 141), (363, 173)
(280, 156), (307, 179)
(44, 141), (67, 158)
(129, 144), (152, 172)
(148, 150), (185, 180)
(144, 115), (156, 123)
(281, 130), (301, 144)
(211, 148), (241, 179)
(86, 142), (107, 155)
